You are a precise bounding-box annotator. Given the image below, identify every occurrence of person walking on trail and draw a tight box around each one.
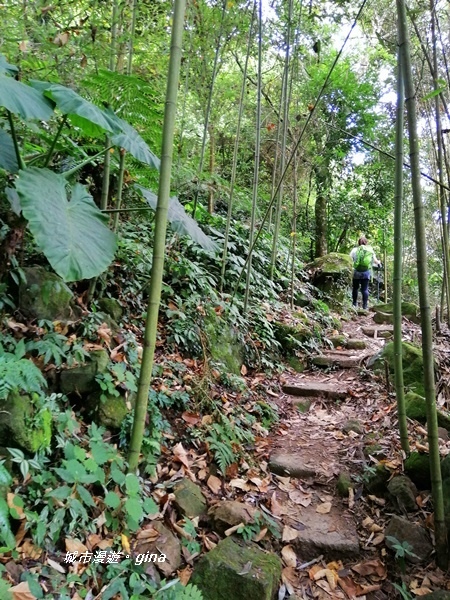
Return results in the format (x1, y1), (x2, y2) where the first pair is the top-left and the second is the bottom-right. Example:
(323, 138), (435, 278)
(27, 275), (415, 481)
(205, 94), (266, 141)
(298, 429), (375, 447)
(350, 236), (381, 310)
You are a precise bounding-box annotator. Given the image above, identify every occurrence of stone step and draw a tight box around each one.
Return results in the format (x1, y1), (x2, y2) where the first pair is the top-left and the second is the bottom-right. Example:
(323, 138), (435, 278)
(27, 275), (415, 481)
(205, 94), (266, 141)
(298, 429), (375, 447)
(373, 311), (394, 325)
(328, 336), (367, 350)
(312, 353), (361, 369)
(362, 326), (393, 339)
(282, 381), (348, 400)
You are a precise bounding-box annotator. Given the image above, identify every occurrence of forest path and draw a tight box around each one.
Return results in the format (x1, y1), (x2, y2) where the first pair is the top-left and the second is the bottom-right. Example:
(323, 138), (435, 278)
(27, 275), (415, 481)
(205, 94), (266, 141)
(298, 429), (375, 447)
(265, 311), (395, 564)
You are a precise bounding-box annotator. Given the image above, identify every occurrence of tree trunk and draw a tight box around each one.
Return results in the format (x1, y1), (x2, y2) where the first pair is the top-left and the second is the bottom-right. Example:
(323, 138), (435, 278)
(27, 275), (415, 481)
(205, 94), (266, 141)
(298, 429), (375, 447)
(128, 0), (186, 472)
(397, 0), (448, 568)
(314, 162), (329, 257)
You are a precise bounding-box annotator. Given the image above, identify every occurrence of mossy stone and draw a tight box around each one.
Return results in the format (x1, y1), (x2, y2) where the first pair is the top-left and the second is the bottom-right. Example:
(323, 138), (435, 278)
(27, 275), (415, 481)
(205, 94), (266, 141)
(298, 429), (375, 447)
(205, 309), (243, 375)
(173, 478), (207, 518)
(294, 292), (311, 308)
(342, 419), (363, 435)
(405, 392), (450, 431)
(295, 399), (312, 413)
(364, 464), (390, 494)
(337, 472), (353, 497)
(60, 349), (109, 396)
(387, 475), (418, 512)
(305, 253), (353, 308)
(191, 536), (282, 600)
(287, 356), (305, 372)
(329, 335), (347, 348)
(373, 301), (419, 323)
(97, 298), (123, 322)
(96, 393), (128, 431)
(368, 342), (426, 396)
(404, 452), (431, 489)
(346, 339), (366, 350)
(373, 311), (394, 325)
(19, 266), (75, 321)
(273, 321), (313, 355)
(0, 392), (52, 453)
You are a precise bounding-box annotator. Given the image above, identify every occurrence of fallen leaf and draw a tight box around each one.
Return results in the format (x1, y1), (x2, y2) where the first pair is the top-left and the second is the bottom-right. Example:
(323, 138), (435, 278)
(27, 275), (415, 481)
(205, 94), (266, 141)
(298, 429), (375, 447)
(352, 559), (387, 578)
(181, 412), (201, 425)
(270, 492), (284, 516)
(177, 566), (192, 585)
(282, 525), (298, 542)
(309, 564), (323, 579)
(240, 364), (248, 375)
(121, 533), (131, 554)
(53, 31), (70, 46)
(7, 494), (25, 519)
(338, 575), (366, 597)
(368, 495), (386, 506)
(21, 539), (42, 560)
(207, 475), (222, 495)
(289, 490), (312, 507)
(281, 566), (298, 593)
(316, 502), (332, 514)
(224, 522), (244, 537)
(281, 545), (297, 568)
(413, 588), (433, 596)
(47, 558), (66, 574)
(372, 533), (385, 546)
(253, 527), (267, 542)
(97, 323), (112, 346)
(229, 478), (250, 491)
(173, 443), (191, 469)
(10, 581), (37, 600)
(65, 538), (88, 554)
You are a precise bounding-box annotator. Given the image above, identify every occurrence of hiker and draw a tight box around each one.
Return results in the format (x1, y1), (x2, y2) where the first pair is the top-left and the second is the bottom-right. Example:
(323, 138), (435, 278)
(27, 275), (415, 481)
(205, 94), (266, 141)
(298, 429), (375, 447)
(350, 236), (381, 309)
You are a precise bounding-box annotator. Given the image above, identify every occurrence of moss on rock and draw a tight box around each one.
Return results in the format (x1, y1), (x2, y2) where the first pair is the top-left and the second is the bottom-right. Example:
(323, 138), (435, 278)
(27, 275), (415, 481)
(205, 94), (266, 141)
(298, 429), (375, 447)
(204, 309), (243, 375)
(404, 452), (431, 489)
(60, 349), (109, 396)
(306, 253), (353, 308)
(90, 391), (128, 430)
(405, 392), (450, 431)
(191, 536), (281, 600)
(19, 266), (75, 321)
(368, 342), (426, 396)
(373, 301), (419, 323)
(0, 392), (52, 453)
(273, 321), (313, 355)
(97, 298), (123, 322)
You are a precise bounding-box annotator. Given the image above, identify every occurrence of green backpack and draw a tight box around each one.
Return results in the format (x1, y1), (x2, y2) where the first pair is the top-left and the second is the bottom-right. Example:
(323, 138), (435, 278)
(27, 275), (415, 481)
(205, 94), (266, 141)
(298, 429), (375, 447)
(354, 246), (373, 271)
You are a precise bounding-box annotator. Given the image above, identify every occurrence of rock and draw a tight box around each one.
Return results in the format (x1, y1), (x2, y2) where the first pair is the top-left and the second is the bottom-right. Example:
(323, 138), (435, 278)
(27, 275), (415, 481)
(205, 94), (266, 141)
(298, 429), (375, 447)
(191, 536), (281, 600)
(294, 292), (312, 308)
(134, 521), (181, 577)
(373, 301), (420, 323)
(0, 392), (51, 453)
(329, 335), (347, 348)
(204, 309), (243, 375)
(373, 311), (394, 325)
(269, 454), (317, 479)
(364, 464), (390, 494)
(93, 392), (128, 430)
(387, 476), (418, 513)
(337, 472), (353, 497)
(286, 356), (306, 372)
(312, 353), (361, 369)
(173, 478), (207, 518)
(368, 341), (427, 396)
(97, 297), (123, 322)
(362, 326), (393, 338)
(282, 381), (347, 400)
(421, 593), (450, 600)
(404, 452), (431, 489)
(272, 321), (313, 356)
(405, 392), (450, 431)
(438, 427), (449, 441)
(60, 349), (109, 396)
(346, 339), (366, 350)
(293, 398), (311, 413)
(19, 266), (75, 321)
(292, 504), (359, 559)
(342, 419), (363, 435)
(385, 515), (432, 563)
(209, 501), (256, 535)
(305, 253), (353, 308)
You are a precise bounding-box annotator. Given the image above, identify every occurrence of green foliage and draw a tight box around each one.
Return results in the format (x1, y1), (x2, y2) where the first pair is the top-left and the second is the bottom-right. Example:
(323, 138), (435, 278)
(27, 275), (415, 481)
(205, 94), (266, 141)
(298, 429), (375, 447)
(0, 341), (47, 400)
(236, 509), (281, 542)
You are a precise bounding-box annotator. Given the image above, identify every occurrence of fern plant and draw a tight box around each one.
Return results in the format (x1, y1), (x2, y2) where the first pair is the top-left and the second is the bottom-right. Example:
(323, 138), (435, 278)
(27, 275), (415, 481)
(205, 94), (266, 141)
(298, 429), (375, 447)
(0, 341), (46, 400)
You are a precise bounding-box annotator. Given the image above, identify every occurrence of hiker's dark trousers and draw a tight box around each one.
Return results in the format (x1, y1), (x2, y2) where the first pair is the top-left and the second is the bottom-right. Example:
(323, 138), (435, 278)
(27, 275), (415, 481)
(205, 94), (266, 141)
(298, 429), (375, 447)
(352, 271), (370, 309)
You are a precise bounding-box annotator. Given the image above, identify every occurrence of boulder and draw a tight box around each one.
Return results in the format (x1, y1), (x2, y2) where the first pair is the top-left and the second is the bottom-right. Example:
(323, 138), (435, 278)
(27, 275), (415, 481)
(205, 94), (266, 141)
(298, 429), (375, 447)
(90, 391), (128, 430)
(368, 341), (426, 396)
(19, 266), (75, 321)
(404, 452), (431, 489)
(191, 536), (281, 600)
(387, 476), (418, 513)
(364, 464), (390, 494)
(60, 349), (109, 396)
(373, 301), (420, 323)
(305, 253), (353, 308)
(204, 309), (243, 375)
(173, 479), (207, 518)
(272, 321), (313, 356)
(0, 392), (51, 453)
(97, 298), (123, 322)
(405, 392), (450, 431)
(209, 501), (256, 535)
(385, 515), (432, 563)
(373, 311), (394, 325)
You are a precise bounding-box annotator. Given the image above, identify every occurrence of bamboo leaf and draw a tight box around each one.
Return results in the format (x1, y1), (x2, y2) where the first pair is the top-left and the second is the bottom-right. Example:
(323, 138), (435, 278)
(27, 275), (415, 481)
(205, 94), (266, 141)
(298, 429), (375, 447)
(0, 75), (54, 121)
(138, 186), (218, 253)
(16, 167), (117, 282)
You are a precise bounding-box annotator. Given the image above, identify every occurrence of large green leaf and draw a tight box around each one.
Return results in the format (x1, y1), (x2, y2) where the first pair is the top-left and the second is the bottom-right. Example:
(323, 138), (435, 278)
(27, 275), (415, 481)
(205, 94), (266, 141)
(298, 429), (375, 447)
(138, 186), (219, 253)
(30, 81), (120, 135)
(0, 75), (54, 120)
(16, 167), (117, 282)
(106, 110), (160, 169)
(0, 497), (15, 549)
(0, 129), (18, 173)
(0, 55), (18, 76)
